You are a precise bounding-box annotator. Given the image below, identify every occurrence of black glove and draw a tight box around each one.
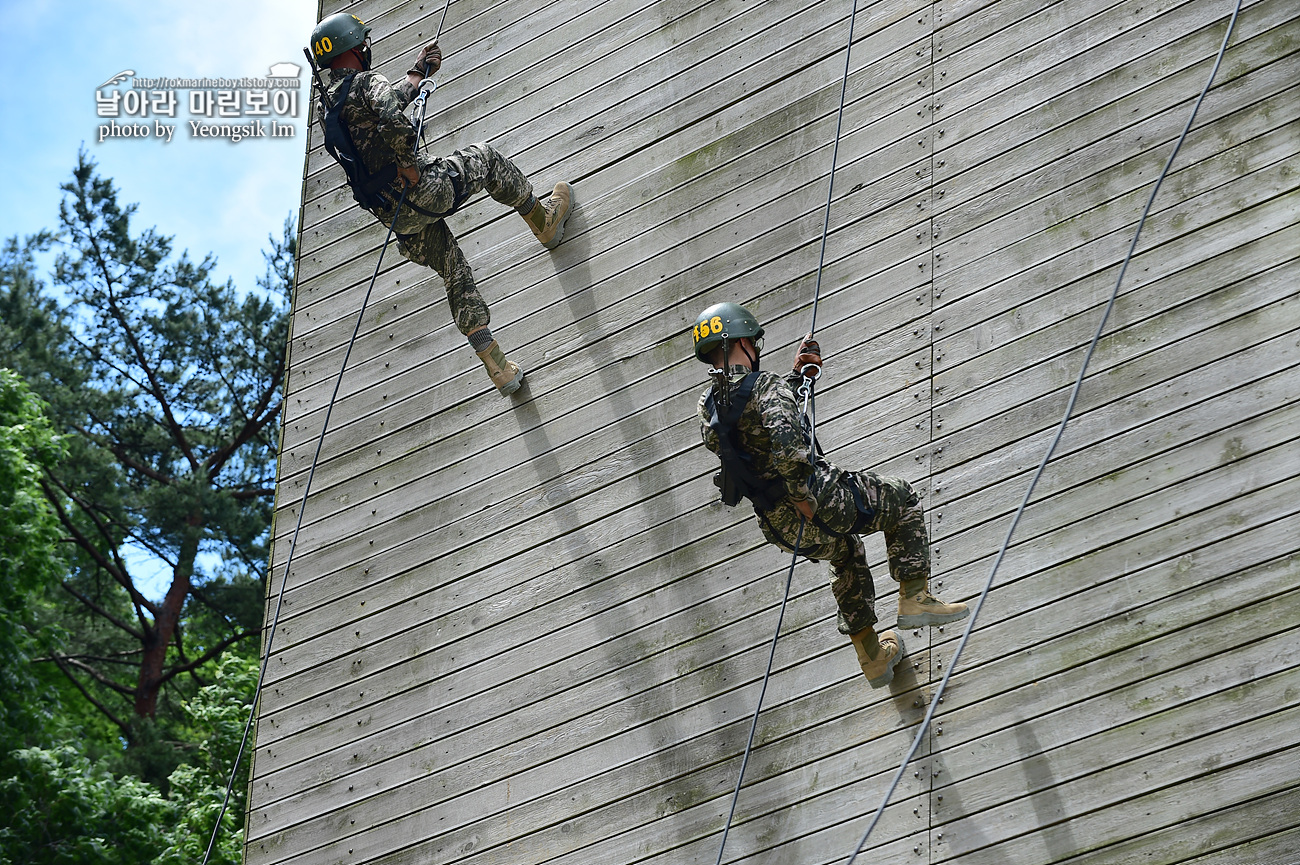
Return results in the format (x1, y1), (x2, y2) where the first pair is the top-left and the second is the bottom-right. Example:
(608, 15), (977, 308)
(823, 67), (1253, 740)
(793, 333), (822, 375)
(409, 42), (441, 77)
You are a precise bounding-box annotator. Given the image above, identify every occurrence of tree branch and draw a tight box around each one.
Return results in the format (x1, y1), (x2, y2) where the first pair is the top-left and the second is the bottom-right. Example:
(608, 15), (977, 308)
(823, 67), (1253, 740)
(43, 475), (158, 621)
(50, 654), (133, 740)
(60, 582), (145, 641)
(207, 394), (282, 480)
(79, 221), (202, 473)
(229, 486), (277, 500)
(55, 652), (137, 697)
(106, 288), (202, 473)
(34, 651), (142, 666)
(157, 630), (257, 686)
(110, 442), (173, 485)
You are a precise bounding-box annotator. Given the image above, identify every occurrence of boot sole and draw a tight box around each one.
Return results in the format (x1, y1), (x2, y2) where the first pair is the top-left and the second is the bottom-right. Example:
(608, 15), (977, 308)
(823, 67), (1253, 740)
(897, 607), (970, 629)
(497, 368), (525, 397)
(542, 184), (574, 250)
(866, 632), (906, 689)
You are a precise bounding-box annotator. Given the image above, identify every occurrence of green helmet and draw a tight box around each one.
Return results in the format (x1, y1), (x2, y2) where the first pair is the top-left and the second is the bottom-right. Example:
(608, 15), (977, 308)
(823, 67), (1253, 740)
(691, 302), (764, 363)
(310, 13), (371, 64)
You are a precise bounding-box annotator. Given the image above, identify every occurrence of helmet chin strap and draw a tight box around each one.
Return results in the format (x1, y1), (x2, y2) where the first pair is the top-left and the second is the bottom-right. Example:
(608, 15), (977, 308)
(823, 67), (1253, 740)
(739, 339), (760, 373)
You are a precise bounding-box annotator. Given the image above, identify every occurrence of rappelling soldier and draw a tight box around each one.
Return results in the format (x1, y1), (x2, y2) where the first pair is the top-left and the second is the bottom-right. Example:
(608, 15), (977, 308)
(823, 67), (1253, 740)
(308, 12), (573, 396)
(692, 302), (969, 688)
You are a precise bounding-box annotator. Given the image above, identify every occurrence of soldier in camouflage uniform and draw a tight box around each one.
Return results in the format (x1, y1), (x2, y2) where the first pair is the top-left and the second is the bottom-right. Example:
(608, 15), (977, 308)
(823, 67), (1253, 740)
(692, 302), (968, 688)
(309, 12), (573, 396)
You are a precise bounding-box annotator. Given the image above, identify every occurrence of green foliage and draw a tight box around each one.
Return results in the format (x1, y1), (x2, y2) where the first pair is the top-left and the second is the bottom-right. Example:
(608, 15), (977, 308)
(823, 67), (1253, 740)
(0, 747), (172, 865)
(0, 153), (289, 864)
(158, 655), (259, 865)
(0, 369), (67, 753)
(0, 150), (290, 733)
(0, 658), (258, 865)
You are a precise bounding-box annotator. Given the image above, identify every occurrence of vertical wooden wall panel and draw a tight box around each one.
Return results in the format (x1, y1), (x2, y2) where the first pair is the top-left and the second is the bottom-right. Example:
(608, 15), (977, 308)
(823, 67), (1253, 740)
(247, 0), (1300, 862)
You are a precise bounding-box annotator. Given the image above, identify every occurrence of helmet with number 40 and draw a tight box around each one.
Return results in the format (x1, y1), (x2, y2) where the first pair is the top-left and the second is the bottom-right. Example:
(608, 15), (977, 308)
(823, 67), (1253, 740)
(310, 13), (371, 64)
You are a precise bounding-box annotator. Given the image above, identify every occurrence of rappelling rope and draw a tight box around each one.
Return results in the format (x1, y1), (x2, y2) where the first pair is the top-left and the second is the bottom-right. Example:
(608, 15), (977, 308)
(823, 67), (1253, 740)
(415, 0), (454, 152)
(713, 0), (859, 860)
(808, 0), (861, 338)
(842, 1), (1243, 860)
(199, 4), (454, 863)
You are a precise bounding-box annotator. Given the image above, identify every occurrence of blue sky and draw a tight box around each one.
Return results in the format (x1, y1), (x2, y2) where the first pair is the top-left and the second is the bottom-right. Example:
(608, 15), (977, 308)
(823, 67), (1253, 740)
(2, 0), (320, 599)
(2, 0), (318, 292)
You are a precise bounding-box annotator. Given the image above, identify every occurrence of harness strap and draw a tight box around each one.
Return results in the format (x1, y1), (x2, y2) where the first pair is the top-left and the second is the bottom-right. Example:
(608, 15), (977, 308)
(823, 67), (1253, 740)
(709, 372), (874, 540)
(400, 162), (470, 221)
(707, 373), (787, 513)
(323, 72), (401, 213)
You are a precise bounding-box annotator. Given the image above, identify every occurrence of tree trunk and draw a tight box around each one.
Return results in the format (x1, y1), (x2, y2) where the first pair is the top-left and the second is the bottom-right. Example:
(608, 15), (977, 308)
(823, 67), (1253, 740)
(133, 514), (201, 717)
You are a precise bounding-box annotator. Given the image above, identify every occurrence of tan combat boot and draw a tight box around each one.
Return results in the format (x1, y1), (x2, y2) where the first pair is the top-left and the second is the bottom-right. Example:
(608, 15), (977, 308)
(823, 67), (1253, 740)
(897, 580), (969, 629)
(474, 339), (524, 396)
(521, 182), (573, 250)
(851, 627), (905, 689)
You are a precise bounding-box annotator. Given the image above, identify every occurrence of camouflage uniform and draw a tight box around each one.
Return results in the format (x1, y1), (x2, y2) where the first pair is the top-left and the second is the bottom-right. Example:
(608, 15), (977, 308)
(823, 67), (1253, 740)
(322, 68), (535, 335)
(698, 365), (931, 634)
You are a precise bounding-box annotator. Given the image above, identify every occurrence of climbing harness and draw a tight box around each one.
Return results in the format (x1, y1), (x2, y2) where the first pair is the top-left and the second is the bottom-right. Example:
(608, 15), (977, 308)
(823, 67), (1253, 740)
(841, 0), (1244, 860)
(712, 1), (860, 860)
(705, 371), (789, 511)
(705, 370), (873, 539)
(199, 5), (455, 865)
(312, 67), (403, 212)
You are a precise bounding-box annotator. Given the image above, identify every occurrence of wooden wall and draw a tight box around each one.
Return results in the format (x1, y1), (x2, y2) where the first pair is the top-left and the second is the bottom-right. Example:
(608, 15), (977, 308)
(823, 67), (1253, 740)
(247, 0), (1300, 862)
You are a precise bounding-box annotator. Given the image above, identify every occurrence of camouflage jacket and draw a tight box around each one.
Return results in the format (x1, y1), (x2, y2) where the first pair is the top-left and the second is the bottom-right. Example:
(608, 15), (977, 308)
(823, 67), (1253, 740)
(698, 366), (859, 547)
(321, 68), (421, 177)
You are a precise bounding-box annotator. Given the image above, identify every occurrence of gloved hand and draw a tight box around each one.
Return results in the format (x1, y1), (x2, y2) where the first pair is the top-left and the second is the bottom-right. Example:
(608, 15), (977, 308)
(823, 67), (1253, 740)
(397, 163), (420, 188)
(793, 333), (822, 376)
(793, 497), (816, 521)
(409, 42), (442, 77)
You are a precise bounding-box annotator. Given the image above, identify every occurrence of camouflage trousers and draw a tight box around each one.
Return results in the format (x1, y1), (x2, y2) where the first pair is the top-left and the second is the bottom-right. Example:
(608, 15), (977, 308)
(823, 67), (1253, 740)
(758, 473), (931, 635)
(381, 142), (534, 335)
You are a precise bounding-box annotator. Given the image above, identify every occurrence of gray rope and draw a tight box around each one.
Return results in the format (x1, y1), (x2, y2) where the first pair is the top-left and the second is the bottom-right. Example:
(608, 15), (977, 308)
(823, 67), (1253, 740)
(712, 0), (859, 857)
(713, 516), (805, 865)
(809, 0), (861, 338)
(199, 3), (455, 862)
(843, 1), (1243, 859)
(714, 379), (821, 865)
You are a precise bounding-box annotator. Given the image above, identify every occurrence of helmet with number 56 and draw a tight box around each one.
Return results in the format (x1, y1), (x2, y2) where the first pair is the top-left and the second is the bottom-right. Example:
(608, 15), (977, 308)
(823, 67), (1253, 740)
(691, 302), (764, 363)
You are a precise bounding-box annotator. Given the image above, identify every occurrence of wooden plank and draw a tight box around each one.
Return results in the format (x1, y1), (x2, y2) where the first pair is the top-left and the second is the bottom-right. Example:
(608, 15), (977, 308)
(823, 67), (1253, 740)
(935, 16), (1300, 235)
(929, 319), (1300, 499)
(936, 365), (1300, 545)
(929, 463), (1300, 676)
(268, 283), (931, 573)
(263, 348), (1300, 759)
(932, 0), (1261, 145)
(933, 418), (1298, 601)
(251, 456), (1299, 848)
(932, 135), (1298, 318)
(250, 0), (1300, 860)
(935, 625), (1300, 792)
(248, 295), (1294, 822)
(1176, 821), (1300, 865)
(934, 233), (1299, 440)
(933, 666), (1300, 837)
(298, 0), (925, 241)
(249, 612), (925, 862)
(938, 727), (1300, 862)
(281, 57), (939, 460)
